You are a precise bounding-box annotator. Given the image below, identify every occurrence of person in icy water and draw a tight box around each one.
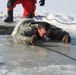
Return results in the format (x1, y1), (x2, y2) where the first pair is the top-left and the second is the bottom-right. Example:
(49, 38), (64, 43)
(12, 19), (71, 46)
(4, 0), (45, 22)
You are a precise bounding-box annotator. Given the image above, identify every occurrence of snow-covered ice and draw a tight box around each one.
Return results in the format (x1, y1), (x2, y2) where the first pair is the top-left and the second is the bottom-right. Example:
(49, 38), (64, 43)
(0, 10), (76, 75)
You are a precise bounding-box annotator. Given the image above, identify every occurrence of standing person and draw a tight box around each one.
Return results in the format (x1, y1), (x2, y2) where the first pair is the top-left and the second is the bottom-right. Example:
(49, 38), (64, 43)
(4, 0), (45, 22)
(12, 19), (71, 46)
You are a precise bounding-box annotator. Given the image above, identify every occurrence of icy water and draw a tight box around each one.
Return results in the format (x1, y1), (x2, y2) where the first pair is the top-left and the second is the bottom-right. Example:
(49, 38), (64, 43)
(0, 35), (76, 75)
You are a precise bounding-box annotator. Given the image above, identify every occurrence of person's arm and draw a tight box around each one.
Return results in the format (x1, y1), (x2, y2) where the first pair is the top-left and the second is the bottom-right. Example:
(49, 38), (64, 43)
(62, 31), (71, 43)
(14, 26), (37, 45)
(50, 28), (71, 43)
(14, 34), (31, 45)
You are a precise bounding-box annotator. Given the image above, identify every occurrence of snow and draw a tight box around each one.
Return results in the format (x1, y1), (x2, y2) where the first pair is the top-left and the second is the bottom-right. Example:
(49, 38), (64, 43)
(0, 65), (76, 75)
(0, 10), (76, 75)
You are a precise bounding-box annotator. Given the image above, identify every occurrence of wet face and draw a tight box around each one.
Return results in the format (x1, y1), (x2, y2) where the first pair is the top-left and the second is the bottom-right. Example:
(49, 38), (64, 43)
(38, 28), (50, 39)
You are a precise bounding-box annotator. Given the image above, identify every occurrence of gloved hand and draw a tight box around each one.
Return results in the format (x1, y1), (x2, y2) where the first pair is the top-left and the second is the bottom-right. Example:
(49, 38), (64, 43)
(62, 35), (71, 44)
(39, 0), (45, 6)
(30, 35), (37, 46)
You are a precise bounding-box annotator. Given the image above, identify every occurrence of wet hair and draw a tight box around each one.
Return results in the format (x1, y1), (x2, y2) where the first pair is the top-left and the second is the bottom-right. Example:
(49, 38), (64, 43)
(38, 22), (50, 31)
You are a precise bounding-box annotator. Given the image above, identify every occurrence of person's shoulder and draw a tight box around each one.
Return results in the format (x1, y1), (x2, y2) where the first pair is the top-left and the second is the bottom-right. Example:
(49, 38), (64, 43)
(50, 24), (59, 29)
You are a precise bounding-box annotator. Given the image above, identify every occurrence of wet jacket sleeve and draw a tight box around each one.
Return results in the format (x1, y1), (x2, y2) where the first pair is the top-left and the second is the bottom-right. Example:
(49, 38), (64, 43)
(14, 26), (37, 44)
(50, 28), (70, 41)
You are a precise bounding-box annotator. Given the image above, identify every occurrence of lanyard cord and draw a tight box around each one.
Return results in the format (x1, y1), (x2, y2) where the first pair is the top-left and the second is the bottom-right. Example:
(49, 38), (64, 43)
(35, 43), (76, 62)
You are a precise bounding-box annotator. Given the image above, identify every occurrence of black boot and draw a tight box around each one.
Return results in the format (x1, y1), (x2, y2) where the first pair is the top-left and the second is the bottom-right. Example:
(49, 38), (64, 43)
(4, 10), (13, 22)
